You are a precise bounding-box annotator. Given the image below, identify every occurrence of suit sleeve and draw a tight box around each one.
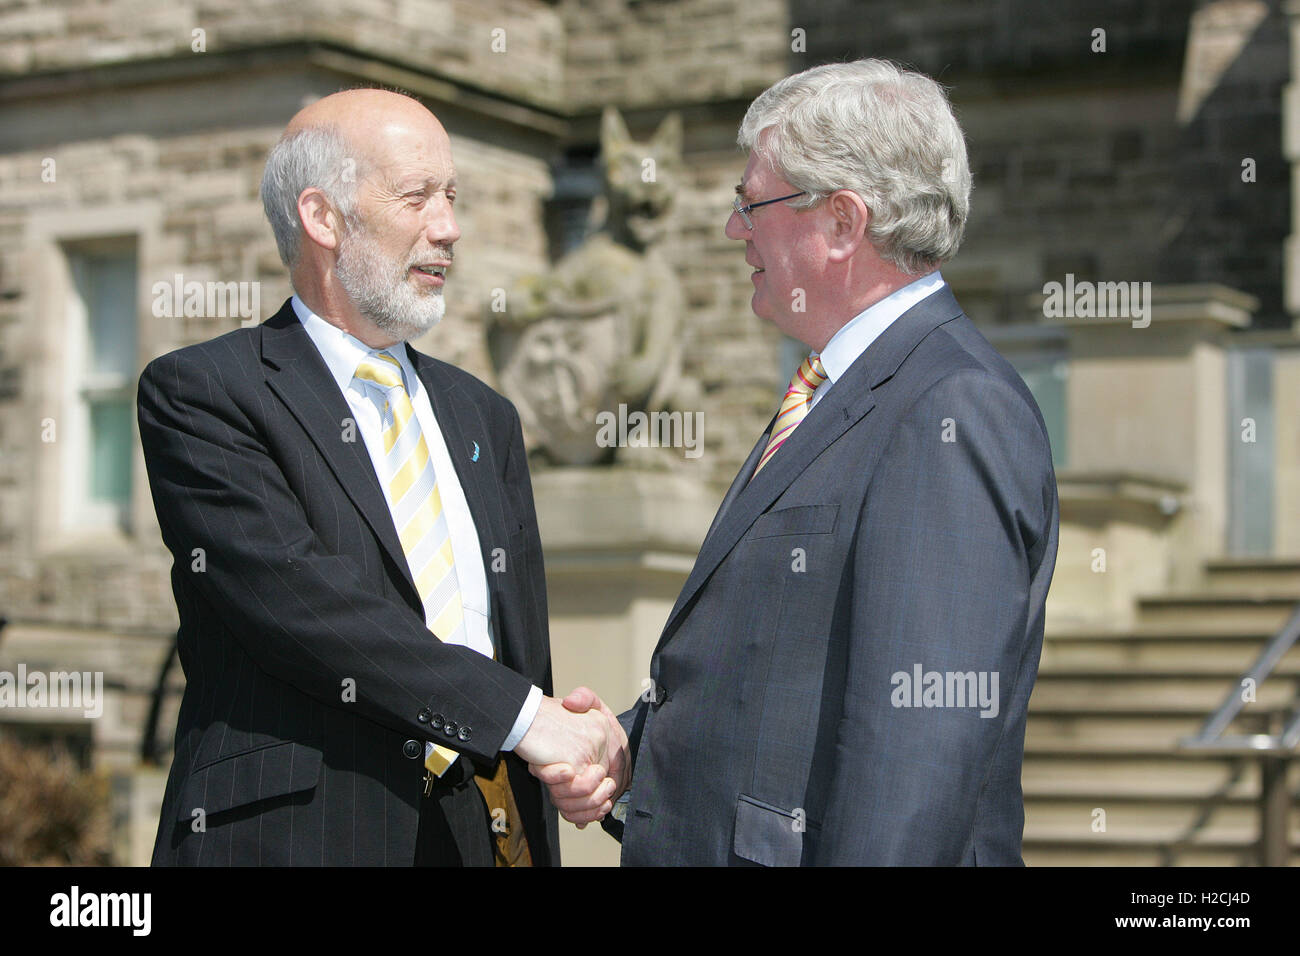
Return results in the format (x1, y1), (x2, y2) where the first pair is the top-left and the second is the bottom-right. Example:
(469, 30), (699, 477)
(137, 348), (535, 761)
(598, 701), (646, 843)
(810, 369), (1055, 864)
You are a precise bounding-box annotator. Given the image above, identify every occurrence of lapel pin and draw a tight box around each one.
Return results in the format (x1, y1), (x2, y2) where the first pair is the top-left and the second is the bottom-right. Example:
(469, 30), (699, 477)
(471, 441), (480, 462)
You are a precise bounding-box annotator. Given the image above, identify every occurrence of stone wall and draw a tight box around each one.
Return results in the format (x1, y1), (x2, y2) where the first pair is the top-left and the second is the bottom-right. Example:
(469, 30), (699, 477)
(561, 0), (789, 109)
(791, 0), (1194, 75)
(0, 75), (555, 632)
(0, 0), (566, 110)
(782, 0), (1288, 329)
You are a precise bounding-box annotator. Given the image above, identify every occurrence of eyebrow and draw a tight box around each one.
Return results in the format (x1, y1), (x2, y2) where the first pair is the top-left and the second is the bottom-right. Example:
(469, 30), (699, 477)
(397, 176), (457, 193)
(734, 181), (747, 198)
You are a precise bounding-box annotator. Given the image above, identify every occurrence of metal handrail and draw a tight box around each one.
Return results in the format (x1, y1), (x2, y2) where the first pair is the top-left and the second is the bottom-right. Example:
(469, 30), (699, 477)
(1182, 601), (1300, 751)
(1181, 600), (1300, 866)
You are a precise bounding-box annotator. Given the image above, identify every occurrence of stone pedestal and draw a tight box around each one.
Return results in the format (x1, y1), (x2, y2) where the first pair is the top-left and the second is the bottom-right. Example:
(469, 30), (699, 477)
(533, 468), (719, 866)
(1050, 473), (1186, 630)
(111, 766), (167, 866)
(1048, 284), (1257, 627)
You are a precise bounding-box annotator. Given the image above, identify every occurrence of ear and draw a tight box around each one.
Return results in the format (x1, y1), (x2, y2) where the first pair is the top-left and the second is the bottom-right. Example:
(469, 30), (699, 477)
(298, 186), (344, 254)
(824, 189), (870, 264)
(601, 107), (631, 152)
(652, 112), (683, 158)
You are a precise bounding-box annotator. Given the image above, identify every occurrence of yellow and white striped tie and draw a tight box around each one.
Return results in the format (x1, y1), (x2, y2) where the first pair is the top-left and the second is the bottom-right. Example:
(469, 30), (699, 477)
(354, 351), (464, 777)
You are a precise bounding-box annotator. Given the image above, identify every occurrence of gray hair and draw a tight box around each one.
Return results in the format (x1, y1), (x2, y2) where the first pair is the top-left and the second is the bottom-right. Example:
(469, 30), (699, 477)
(738, 59), (972, 275)
(260, 124), (365, 268)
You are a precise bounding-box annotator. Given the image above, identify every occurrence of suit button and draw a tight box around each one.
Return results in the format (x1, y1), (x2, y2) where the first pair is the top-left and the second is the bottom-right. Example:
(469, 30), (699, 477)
(417, 708), (432, 724)
(402, 739), (422, 759)
(458, 726), (472, 742)
(443, 720), (459, 737)
(430, 713), (445, 730)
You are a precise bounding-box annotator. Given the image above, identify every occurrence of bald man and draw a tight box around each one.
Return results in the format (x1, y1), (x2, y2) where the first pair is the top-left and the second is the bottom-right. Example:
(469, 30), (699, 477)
(139, 89), (626, 866)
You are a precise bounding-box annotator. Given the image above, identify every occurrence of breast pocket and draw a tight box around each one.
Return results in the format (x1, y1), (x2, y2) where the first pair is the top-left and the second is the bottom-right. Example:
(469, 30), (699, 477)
(748, 504), (838, 539)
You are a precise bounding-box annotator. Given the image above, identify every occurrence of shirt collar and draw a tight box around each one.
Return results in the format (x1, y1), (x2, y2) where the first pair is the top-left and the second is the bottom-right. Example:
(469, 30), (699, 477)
(815, 270), (946, 385)
(291, 294), (418, 394)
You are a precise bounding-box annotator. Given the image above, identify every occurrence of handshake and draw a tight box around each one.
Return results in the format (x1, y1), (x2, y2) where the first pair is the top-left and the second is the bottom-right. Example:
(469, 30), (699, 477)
(514, 687), (629, 827)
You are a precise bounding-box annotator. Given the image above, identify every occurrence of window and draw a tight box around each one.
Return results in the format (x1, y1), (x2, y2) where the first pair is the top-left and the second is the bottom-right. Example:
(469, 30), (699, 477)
(1009, 351), (1069, 471)
(1226, 347), (1274, 556)
(63, 240), (138, 534)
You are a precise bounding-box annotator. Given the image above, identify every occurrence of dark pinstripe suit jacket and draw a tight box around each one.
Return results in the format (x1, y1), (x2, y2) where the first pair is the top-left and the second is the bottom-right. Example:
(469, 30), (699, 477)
(606, 286), (1058, 865)
(139, 299), (559, 865)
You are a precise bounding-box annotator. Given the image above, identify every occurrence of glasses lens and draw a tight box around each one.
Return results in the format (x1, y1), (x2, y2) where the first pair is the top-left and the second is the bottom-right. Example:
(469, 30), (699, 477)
(732, 196), (752, 229)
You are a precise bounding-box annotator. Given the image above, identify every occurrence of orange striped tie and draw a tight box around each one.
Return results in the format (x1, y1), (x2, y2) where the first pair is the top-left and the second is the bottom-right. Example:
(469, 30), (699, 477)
(752, 354), (827, 478)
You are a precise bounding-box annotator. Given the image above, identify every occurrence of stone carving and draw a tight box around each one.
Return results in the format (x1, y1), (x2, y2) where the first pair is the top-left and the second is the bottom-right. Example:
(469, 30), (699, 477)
(488, 107), (700, 466)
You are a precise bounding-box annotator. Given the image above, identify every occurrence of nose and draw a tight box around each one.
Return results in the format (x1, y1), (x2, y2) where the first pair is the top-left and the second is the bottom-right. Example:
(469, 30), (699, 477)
(425, 195), (460, 247)
(724, 208), (748, 240)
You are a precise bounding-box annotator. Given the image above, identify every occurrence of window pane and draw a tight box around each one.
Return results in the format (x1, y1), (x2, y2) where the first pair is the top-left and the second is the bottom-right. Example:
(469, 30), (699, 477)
(1227, 349), (1273, 556)
(78, 254), (137, 380)
(67, 242), (138, 534)
(89, 399), (132, 508)
(1009, 354), (1068, 470)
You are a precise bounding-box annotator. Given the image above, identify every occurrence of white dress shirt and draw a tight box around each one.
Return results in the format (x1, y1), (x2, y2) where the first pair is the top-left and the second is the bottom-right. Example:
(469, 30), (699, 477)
(292, 296), (541, 750)
(810, 270), (946, 410)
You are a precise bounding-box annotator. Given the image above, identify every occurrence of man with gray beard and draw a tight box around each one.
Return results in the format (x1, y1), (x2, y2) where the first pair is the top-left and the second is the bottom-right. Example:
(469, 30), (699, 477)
(138, 89), (626, 866)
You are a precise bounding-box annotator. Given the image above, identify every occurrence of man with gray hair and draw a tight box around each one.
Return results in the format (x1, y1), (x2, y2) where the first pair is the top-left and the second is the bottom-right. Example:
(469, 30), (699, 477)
(139, 89), (626, 866)
(534, 59), (1059, 865)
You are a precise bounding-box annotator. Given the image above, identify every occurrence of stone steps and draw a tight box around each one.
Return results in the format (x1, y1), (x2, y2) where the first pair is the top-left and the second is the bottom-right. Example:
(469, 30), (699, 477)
(1025, 713), (1261, 748)
(1030, 676), (1296, 711)
(1202, 558), (1300, 594)
(1023, 830), (1298, 866)
(1135, 594), (1298, 632)
(1024, 567), (1300, 865)
(1042, 630), (1300, 671)
(1025, 792), (1300, 832)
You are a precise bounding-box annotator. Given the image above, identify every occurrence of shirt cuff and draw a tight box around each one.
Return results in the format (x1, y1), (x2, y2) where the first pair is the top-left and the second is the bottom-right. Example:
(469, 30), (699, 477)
(501, 684), (544, 752)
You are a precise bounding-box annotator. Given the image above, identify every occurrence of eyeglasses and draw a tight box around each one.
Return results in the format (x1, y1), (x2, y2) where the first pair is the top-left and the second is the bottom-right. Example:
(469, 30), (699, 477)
(732, 191), (807, 229)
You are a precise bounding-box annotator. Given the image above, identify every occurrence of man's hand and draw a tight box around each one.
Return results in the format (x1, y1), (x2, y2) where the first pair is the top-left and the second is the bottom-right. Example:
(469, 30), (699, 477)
(528, 687), (629, 827)
(515, 693), (617, 784)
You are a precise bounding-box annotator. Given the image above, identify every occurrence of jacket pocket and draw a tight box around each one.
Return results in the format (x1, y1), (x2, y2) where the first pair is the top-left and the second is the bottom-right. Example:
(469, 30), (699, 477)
(176, 739), (322, 821)
(732, 792), (817, 866)
(748, 504), (838, 539)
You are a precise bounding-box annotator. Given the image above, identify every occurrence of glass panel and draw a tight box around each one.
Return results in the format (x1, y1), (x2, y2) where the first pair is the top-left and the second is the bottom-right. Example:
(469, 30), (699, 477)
(1227, 349), (1274, 556)
(1008, 353), (1069, 471)
(89, 399), (132, 508)
(67, 242), (138, 533)
(77, 253), (137, 380)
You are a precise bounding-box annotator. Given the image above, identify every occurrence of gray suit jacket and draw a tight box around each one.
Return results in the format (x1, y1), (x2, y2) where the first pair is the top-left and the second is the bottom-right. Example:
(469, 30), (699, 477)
(606, 286), (1058, 865)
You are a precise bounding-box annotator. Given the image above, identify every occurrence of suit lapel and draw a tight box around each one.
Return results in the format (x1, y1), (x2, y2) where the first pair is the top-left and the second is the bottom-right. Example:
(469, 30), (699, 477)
(657, 376), (876, 646)
(260, 301), (421, 604)
(405, 347), (497, 561)
(657, 286), (966, 646)
(703, 419), (771, 538)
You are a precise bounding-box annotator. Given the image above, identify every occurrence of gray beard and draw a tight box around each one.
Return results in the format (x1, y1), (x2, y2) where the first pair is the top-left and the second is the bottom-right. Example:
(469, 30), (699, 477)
(335, 228), (447, 341)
